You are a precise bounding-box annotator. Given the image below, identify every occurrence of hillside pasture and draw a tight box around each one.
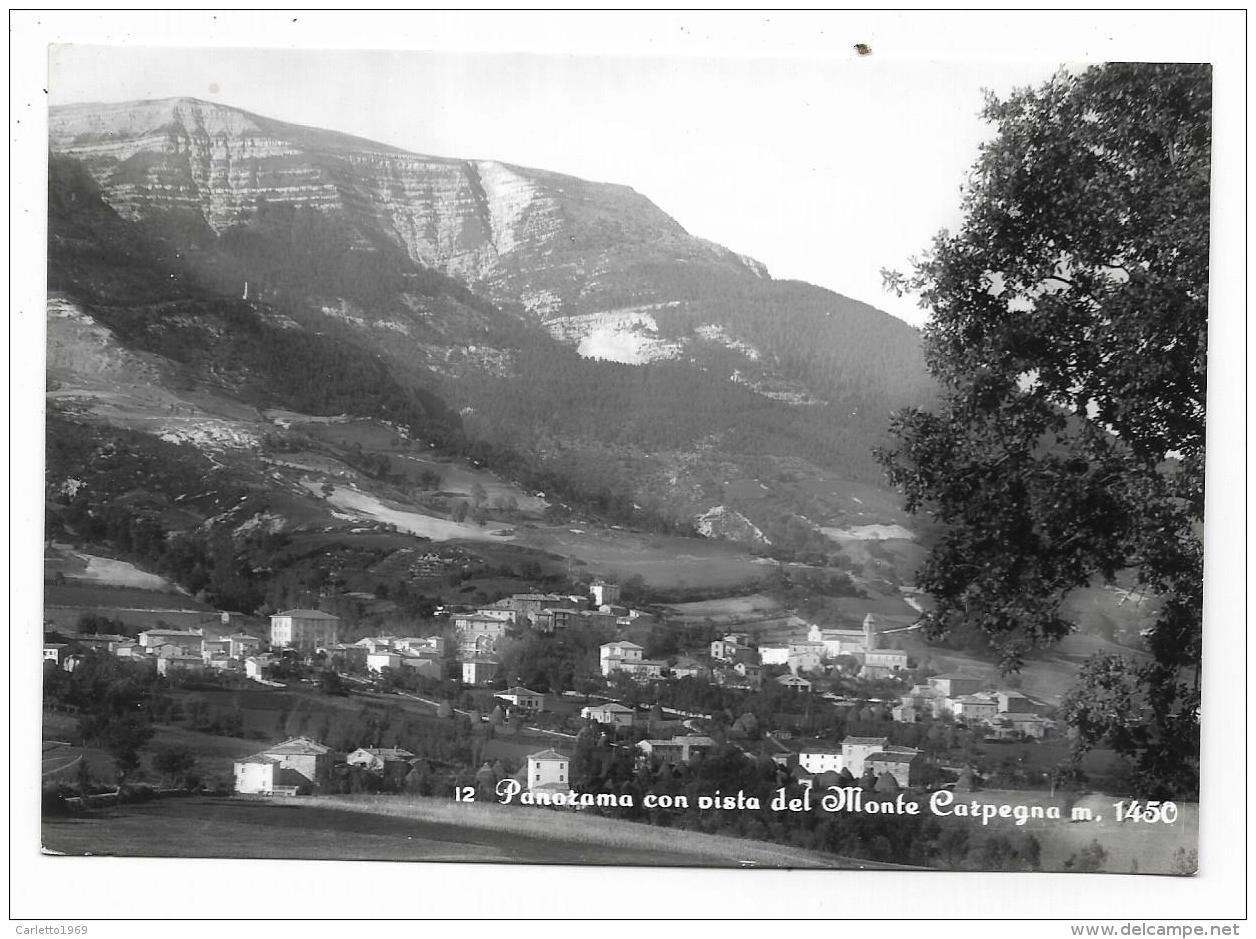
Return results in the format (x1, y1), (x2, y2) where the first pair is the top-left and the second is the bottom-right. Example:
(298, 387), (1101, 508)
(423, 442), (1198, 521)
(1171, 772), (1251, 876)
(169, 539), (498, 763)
(663, 593), (783, 620)
(41, 794), (880, 868)
(931, 789), (1197, 874)
(516, 526), (772, 589)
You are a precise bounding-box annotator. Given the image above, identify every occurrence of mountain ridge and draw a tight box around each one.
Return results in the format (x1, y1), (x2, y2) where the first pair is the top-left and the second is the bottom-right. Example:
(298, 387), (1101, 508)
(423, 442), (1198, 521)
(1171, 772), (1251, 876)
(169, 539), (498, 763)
(50, 95), (763, 305)
(47, 95), (934, 576)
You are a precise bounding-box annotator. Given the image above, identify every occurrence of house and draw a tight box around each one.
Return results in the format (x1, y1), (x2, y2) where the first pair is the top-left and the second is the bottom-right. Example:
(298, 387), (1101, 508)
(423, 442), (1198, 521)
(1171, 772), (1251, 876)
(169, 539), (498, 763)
(776, 674), (812, 692)
(952, 694), (1000, 723)
(157, 654), (205, 676)
(234, 736), (335, 794)
(997, 691), (1035, 714)
(927, 673), (985, 698)
(496, 686), (545, 711)
(457, 633), (496, 657)
(891, 703), (919, 723)
(669, 657), (709, 681)
(620, 659), (666, 681)
(225, 633), (263, 658)
(398, 653), (442, 680)
(581, 702), (636, 728)
(354, 637), (395, 655)
(580, 610), (622, 630)
(461, 657), (499, 685)
(710, 636), (747, 662)
(524, 748), (570, 793)
(202, 638), (233, 660)
(114, 641), (143, 659)
(866, 746), (925, 787)
(1002, 714), (1049, 738)
(860, 648), (909, 678)
(138, 629), (204, 655)
(796, 742), (845, 775)
(590, 580), (621, 607)
(534, 608), (582, 632)
(472, 607), (517, 625)
(808, 615), (879, 658)
(233, 755), (293, 795)
(839, 736), (889, 777)
(245, 654), (277, 680)
(506, 593), (570, 621)
(788, 650), (823, 675)
(367, 651), (402, 674)
(599, 640), (644, 676)
(454, 613), (511, 647)
(346, 747), (416, 773)
(392, 635), (444, 656)
(759, 645), (791, 666)
(328, 643), (369, 666)
(75, 633), (132, 654)
(636, 735), (716, 766)
(43, 643), (67, 665)
(269, 610), (340, 651)
(733, 661), (763, 687)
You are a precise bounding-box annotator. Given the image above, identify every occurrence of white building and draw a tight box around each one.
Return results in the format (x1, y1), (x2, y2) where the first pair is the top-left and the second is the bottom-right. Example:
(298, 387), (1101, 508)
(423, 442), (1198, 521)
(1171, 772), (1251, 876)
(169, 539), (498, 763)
(270, 610), (340, 651)
(599, 640), (644, 677)
(367, 651), (402, 673)
(525, 748), (570, 793)
(590, 580), (621, 607)
(797, 744), (845, 775)
(759, 645), (791, 666)
(860, 648), (909, 678)
(840, 736), (889, 777)
(581, 702), (636, 728)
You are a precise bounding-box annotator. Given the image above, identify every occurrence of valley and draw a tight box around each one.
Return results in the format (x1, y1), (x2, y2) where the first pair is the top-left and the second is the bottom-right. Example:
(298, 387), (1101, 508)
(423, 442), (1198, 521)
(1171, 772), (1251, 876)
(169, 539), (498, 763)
(39, 93), (1171, 878)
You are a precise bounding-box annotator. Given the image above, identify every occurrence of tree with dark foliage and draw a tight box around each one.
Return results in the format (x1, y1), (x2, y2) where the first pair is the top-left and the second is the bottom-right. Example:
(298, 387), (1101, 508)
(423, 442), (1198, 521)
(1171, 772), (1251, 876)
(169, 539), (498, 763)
(880, 64), (1209, 800)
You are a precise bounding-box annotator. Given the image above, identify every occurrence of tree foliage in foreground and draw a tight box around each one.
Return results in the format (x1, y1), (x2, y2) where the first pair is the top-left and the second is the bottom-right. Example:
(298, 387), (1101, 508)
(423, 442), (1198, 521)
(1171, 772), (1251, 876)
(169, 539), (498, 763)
(879, 63), (1209, 799)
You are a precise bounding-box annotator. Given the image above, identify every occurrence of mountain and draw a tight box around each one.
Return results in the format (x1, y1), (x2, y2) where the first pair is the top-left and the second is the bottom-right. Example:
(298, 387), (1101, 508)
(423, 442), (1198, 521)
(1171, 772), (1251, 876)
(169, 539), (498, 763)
(47, 97), (933, 594)
(50, 97), (765, 308)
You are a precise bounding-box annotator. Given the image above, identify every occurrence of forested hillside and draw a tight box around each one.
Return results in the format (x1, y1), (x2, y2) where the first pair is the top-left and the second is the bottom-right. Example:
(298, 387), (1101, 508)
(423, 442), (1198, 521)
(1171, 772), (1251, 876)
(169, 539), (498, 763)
(48, 97), (935, 546)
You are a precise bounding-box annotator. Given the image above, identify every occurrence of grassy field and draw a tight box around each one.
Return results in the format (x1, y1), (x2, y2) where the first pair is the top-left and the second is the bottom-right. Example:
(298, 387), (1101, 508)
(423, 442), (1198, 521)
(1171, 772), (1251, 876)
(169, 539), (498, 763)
(931, 790), (1198, 874)
(897, 626), (1151, 708)
(515, 525), (773, 589)
(43, 711), (260, 782)
(664, 594), (783, 619)
(40, 794), (895, 868)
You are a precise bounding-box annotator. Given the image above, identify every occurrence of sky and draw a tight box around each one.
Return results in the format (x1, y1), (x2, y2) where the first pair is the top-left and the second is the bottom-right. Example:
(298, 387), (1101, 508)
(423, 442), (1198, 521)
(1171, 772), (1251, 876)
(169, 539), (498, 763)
(48, 45), (1058, 327)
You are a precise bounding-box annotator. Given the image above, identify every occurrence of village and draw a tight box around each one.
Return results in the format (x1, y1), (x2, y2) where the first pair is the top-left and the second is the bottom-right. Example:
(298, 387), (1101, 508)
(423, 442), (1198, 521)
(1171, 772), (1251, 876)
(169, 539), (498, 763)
(43, 576), (1061, 811)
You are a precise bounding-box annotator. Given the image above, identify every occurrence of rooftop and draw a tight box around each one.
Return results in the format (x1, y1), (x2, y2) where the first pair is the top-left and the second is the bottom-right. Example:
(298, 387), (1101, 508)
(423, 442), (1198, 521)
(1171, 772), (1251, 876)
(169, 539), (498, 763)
(528, 749), (569, 762)
(867, 750), (920, 764)
(265, 736), (332, 756)
(273, 610), (340, 621)
(353, 748), (415, 760)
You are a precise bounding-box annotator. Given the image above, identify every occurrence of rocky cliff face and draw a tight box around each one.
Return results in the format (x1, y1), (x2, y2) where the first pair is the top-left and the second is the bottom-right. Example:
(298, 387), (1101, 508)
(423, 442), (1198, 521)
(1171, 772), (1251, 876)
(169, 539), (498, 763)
(50, 97), (766, 318)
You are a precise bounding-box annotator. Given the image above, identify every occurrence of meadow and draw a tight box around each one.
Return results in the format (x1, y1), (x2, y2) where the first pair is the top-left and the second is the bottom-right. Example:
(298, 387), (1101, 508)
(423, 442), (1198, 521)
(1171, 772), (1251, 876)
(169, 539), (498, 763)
(41, 793), (889, 868)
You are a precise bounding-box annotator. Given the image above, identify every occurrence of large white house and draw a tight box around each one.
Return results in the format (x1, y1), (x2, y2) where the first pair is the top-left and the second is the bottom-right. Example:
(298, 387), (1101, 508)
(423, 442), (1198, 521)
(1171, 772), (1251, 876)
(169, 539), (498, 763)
(525, 749), (570, 793)
(269, 610), (340, 651)
(599, 640), (643, 676)
(234, 736), (334, 795)
(839, 736), (889, 777)
(581, 702), (636, 728)
(797, 743), (845, 775)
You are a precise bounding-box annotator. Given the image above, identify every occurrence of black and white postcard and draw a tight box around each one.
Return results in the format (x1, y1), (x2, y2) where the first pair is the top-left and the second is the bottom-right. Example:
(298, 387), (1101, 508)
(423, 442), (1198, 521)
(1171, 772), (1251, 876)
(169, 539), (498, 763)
(13, 9), (1246, 925)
